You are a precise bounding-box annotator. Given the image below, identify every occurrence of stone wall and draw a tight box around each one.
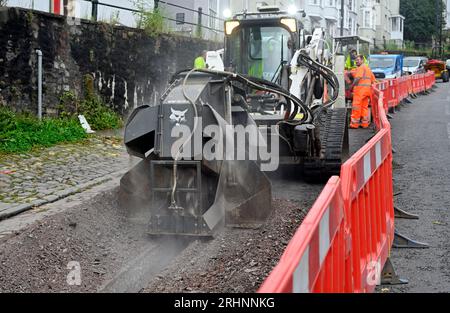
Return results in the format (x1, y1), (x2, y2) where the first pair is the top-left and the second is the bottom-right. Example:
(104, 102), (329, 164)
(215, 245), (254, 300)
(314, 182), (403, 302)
(0, 7), (221, 116)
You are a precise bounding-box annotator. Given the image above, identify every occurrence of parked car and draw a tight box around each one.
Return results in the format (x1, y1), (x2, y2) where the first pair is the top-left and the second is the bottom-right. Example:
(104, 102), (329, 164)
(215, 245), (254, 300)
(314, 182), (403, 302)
(446, 59), (450, 71)
(425, 59), (449, 82)
(369, 54), (403, 79)
(403, 56), (428, 75)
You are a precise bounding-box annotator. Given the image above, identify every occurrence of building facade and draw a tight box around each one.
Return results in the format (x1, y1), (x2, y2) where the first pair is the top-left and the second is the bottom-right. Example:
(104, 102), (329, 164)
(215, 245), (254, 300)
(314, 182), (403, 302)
(366, 0), (404, 48)
(228, 0), (404, 47)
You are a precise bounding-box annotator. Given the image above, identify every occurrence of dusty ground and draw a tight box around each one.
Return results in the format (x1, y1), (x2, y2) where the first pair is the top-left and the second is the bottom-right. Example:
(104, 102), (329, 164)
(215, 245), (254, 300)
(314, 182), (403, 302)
(0, 187), (153, 292)
(143, 128), (372, 293)
(0, 115), (372, 293)
(144, 199), (309, 293)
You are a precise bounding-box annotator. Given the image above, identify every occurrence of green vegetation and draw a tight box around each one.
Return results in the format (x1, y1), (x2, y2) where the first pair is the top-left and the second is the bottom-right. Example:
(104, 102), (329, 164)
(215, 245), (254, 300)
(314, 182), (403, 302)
(133, 0), (167, 37)
(80, 74), (123, 130)
(0, 74), (122, 154)
(78, 95), (122, 130)
(400, 0), (446, 44)
(0, 107), (87, 154)
(58, 75), (122, 131)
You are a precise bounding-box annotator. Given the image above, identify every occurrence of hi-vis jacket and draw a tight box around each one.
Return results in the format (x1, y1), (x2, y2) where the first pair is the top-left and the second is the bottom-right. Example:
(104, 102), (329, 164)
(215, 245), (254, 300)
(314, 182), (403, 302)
(353, 64), (376, 89)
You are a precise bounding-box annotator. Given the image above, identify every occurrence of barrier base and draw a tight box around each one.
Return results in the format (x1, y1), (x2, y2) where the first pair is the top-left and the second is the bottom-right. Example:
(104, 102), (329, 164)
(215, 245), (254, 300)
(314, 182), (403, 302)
(410, 93), (418, 99)
(387, 113), (394, 120)
(404, 98), (412, 104)
(394, 206), (419, 220)
(380, 258), (408, 286)
(393, 231), (429, 249)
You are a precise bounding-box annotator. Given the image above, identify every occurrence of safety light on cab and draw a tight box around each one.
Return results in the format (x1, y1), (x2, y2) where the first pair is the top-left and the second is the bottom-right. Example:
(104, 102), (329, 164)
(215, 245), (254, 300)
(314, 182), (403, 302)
(280, 18), (297, 33)
(225, 20), (240, 35)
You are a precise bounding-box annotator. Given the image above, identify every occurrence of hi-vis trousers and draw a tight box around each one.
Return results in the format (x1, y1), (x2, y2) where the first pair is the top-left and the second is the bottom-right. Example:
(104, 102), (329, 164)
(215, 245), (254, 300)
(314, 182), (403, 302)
(350, 87), (371, 128)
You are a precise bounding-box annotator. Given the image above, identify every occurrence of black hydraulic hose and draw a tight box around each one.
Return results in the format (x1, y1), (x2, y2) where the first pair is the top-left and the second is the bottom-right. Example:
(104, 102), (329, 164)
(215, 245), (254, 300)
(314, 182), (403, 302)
(176, 68), (314, 123)
(297, 53), (340, 108)
(296, 53), (341, 122)
(233, 73), (313, 123)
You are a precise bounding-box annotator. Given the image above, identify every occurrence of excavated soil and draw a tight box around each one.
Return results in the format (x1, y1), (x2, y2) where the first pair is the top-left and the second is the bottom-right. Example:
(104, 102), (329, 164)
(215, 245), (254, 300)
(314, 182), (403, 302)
(144, 199), (310, 293)
(0, 188), (151, 292)
(0, 127), (372, 293)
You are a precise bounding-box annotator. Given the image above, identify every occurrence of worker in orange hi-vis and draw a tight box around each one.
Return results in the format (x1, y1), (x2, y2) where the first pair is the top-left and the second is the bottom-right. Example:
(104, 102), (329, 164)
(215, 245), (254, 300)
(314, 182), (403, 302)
(350, 55), (376, 129)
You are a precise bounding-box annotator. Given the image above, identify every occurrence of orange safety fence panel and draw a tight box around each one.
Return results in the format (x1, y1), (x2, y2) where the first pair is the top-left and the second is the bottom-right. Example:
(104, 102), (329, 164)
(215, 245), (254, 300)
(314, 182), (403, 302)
(340, 89), (394, 292)
(371, 85), (383, 130)
(385, 79), (398, 108)
(258, 177), (351, 293)
(259, 73), (436, 294)
(397, 77), (409, 102)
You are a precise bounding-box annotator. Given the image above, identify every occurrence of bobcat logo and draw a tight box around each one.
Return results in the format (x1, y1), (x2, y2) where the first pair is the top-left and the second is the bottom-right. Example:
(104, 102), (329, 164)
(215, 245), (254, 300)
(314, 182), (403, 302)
(170, 108), (188, 126)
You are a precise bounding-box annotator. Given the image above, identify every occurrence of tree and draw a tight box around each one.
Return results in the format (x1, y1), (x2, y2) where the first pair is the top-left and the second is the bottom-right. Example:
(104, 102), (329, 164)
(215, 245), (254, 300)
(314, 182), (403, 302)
(401, 0), (446, 44)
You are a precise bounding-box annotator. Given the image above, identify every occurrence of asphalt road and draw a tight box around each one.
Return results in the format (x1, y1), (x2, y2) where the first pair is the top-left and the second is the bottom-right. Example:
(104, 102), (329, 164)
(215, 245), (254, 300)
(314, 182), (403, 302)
(388, 82), (450, 292)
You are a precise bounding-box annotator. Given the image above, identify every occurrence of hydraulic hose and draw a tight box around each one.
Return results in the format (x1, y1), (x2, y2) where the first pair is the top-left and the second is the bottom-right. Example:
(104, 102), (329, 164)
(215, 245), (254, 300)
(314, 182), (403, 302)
(194, 68), (314, 124)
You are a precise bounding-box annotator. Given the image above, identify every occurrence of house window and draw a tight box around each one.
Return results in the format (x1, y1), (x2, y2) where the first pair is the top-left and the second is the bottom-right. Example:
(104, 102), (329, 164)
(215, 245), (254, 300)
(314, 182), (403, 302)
(209, 0), (217, 29)
(209, 9), (216, 29)
(363, 9), (371, 28)
(176, 13), (185, 25)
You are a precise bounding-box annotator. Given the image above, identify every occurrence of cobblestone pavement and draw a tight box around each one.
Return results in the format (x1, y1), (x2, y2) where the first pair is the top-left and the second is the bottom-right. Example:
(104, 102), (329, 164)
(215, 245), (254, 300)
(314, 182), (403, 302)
(0, 136), (132, 219)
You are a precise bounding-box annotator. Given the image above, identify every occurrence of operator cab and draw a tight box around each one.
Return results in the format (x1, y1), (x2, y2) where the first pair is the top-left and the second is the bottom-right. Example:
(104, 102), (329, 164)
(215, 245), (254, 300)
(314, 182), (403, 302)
(223, 8), (301, 88)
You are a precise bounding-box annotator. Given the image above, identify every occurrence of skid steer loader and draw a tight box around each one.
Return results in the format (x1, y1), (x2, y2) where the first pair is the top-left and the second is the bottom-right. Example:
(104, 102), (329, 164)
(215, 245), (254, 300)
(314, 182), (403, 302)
(119, 7), (349, 236)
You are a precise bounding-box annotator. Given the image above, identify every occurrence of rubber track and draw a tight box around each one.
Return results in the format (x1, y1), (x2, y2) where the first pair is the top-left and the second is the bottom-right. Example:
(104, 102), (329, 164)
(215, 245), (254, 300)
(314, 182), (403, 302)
(304, 108), (348, 179)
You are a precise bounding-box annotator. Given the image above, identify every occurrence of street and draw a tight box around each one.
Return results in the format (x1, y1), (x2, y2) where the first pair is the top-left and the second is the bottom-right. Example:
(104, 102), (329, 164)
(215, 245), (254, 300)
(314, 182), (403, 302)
(0, 124), (371, 292)
(1, 0), (450, 298)
(388, 82), (450, 292)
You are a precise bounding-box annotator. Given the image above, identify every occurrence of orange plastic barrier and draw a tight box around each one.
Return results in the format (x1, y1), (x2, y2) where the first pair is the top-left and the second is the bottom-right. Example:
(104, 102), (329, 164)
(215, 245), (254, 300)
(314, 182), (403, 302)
(259, 89), (392, 293)
(371, 84), (383, 130)
(411, 74), (427, 94)
(258, 177), (350, 293)
(424, 71), (436, 90)
(340, 86), (394, 292)
(259, 73), (435, 294)
(385, 79), (399, 109)
(397, 77), (409, 103)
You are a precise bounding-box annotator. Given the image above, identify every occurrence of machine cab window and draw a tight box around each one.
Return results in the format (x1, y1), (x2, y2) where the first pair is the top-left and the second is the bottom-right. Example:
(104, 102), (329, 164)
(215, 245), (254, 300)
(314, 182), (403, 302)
(226, 22), (295, 83)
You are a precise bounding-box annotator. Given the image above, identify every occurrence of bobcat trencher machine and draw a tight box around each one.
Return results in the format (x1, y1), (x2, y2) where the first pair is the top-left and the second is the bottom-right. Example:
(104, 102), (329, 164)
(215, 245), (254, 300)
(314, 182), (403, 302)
(120, 7), (349, 237)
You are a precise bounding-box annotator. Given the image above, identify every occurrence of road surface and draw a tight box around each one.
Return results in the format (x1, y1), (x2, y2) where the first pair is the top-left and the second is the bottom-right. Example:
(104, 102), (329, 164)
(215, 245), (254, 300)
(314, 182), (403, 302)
(387, 82), (450, 293)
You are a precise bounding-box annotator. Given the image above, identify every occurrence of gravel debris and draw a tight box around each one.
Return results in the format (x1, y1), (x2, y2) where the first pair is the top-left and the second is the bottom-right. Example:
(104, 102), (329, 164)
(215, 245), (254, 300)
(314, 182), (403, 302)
(144, 199), (309, 293)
